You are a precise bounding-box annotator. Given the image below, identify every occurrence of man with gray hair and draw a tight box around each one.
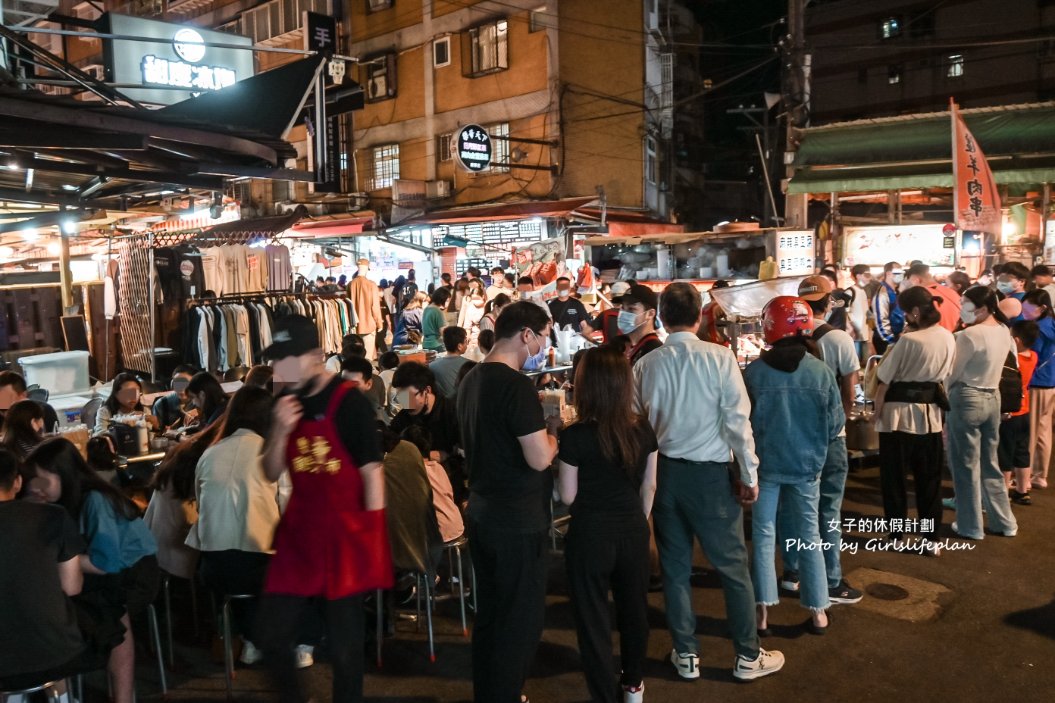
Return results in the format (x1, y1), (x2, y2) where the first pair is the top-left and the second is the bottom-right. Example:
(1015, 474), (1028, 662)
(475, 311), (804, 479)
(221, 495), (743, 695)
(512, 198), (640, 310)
(633, 282), (785, 683)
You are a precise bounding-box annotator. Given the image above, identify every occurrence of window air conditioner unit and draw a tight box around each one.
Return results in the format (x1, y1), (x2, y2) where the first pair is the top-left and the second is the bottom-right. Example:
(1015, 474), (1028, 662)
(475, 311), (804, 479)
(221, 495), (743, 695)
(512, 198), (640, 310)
(426, 180), (452, 199)
(82, 64), (105, 81)
(367, 74), (389, 100)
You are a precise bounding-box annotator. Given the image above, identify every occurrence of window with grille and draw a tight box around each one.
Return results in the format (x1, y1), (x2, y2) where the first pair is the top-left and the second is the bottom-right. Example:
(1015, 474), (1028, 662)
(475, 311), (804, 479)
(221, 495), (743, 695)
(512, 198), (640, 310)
(488, 123), (510, 173)
(372, 144), (400, 190)
(239, 0), (333, 45)
(946, 54), (964, 78)
(644, 136), (658, 185)
(365, 53), (397, 102)
(465, 19), (509, 77)
(437, 133), (453, 163)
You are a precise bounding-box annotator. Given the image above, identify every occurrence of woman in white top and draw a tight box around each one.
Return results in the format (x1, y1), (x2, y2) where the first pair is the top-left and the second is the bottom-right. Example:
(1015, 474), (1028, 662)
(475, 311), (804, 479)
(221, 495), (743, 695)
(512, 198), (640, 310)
(457, 278), (488, 359)
(185, 386), (291, 663)
(873, 287), (955, 554)
(947, 286), (1019, 540)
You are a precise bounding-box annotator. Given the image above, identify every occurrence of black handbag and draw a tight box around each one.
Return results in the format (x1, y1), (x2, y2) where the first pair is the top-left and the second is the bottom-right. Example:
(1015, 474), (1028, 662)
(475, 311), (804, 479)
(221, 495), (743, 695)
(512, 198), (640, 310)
(1000, 351), (1023, 414)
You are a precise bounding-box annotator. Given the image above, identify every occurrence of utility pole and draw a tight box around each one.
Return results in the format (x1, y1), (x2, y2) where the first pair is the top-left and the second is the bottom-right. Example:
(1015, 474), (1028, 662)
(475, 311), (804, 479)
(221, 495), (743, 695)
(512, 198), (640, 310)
(783, 0), (810, 229)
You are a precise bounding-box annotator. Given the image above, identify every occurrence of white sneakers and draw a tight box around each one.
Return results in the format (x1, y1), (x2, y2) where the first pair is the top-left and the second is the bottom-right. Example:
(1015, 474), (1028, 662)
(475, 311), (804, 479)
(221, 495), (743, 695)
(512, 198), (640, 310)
(295, 644), (315, 669)
(733, 648), (785, 681)
(240, 640), (314, 668)
(672, 647), (785, 682)
(239, 638), (264, 665)
(622, 681), (644, 703)
(670, 649), (700, 679)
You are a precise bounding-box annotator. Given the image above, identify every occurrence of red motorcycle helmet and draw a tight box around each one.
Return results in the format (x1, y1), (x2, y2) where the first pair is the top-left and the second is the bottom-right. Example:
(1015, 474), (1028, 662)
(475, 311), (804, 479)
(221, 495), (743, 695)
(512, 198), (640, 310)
(761, 295), (814, 345)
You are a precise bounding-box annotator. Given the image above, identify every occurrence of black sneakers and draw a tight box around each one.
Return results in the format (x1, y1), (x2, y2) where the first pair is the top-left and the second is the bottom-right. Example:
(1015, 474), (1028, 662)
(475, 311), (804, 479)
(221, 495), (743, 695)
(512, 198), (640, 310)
(828, 579), (863, 604)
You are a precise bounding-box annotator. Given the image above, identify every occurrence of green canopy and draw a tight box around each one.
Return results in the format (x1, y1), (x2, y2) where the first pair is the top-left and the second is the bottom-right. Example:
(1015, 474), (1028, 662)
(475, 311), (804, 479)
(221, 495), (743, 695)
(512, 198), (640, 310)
(788, 103), (1055, 194)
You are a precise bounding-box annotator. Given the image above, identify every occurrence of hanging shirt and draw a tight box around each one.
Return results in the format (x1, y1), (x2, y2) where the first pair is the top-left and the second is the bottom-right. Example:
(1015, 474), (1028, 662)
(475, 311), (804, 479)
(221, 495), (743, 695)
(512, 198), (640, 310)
(246, 250), (268, 292)
(266, 244), (293, 291)
(200, 247), (224, 297)
(176, 245), (207, 300)
(153, 247), (183, 304)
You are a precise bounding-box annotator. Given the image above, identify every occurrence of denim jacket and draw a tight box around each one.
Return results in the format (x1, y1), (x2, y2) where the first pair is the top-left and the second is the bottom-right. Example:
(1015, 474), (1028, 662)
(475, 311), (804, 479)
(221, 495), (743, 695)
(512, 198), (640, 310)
(744, 352), (845, 483)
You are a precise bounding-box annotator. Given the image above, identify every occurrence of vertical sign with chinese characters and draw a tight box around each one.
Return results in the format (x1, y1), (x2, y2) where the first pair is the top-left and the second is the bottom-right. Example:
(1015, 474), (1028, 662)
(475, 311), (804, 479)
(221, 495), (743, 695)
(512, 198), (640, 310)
(305, 12), (341, 193)
(951, 99), (1001, 235)
(775, 229), (815, 276)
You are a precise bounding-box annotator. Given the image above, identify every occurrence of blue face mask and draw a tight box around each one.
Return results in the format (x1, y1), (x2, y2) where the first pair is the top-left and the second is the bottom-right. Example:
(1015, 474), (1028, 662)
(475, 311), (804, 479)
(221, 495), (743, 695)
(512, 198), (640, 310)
(523, 329), (549, 370)
(997, 281), (1016, 295)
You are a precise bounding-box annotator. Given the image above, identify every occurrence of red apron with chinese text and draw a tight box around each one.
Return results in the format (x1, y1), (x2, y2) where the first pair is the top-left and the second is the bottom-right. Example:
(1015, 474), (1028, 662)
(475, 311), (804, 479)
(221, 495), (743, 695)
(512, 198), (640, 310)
(264, 382), (394, 599)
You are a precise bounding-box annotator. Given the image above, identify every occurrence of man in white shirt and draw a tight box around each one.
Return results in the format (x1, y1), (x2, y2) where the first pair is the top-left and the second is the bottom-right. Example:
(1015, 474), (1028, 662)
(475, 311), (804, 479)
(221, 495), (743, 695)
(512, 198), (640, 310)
(485, 267), (507, 301)
(633, 282), (784, 684)
(848, 264), (872, 362)
(781, 276), (863, 605)
(516, 276), (552, 318)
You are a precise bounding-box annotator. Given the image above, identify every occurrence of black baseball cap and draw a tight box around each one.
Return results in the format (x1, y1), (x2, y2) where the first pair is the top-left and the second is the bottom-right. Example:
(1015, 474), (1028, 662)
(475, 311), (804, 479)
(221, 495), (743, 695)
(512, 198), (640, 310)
(621, 284), (658, 311)
(264, 315), (321, 360)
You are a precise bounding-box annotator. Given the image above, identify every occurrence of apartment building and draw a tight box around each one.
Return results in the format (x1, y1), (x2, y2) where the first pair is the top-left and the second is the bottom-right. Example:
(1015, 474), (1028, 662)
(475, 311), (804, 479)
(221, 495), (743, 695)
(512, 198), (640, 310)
(806, 0), (1055, 124)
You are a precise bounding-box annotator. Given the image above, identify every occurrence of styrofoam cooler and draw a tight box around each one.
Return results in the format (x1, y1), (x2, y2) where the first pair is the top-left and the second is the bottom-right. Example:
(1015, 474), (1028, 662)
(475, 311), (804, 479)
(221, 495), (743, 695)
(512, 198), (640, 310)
(18, 351), (91, 395)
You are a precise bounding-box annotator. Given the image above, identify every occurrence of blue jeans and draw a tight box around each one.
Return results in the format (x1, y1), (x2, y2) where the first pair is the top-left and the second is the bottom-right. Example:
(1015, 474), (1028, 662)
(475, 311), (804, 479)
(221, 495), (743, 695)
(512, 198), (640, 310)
(780, 436), (849, 588)
(753, 478), (830, 611)
(947, 385), (1018, 538)
(652, 458), (759, 659)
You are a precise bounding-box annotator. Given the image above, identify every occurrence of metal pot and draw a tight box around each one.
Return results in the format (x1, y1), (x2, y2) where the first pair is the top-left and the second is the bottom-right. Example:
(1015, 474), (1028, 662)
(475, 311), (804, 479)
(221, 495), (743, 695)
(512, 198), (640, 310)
(845, 406), (879, 452)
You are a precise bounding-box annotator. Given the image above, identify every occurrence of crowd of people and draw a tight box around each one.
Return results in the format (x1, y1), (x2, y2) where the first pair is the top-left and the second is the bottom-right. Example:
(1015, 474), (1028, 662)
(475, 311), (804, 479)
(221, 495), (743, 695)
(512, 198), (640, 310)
(0, 257), (1048, 703)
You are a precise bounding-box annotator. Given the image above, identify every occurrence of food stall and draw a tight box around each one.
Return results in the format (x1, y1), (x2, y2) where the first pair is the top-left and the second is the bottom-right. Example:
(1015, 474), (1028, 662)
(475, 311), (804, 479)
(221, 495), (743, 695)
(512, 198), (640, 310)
(583, 224), (817, 293)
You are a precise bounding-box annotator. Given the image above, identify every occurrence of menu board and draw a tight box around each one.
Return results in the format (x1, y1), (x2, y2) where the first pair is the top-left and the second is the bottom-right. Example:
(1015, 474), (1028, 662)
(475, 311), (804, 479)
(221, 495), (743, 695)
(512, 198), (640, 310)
(843, 224), (953, 267)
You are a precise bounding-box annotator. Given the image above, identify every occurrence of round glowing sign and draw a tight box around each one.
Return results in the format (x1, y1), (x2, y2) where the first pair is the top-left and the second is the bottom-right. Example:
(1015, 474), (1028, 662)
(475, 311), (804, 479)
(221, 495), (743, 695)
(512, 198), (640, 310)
(173, 28), (206, 64)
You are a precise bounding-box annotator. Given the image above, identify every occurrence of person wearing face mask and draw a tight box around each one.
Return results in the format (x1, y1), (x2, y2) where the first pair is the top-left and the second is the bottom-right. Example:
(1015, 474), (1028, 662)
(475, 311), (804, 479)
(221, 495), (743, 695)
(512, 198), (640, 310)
(456, 301), (559, 703)
(946, 285), (1019, 541)
(997, 262), (1030, 306)
(152, 365), (199, 431)
(93, 373), (159, 438)
(547, 276), (591, 338)
(872, 287), (955, 555)
(848, 265), (873, 361)
(611, 284), (662, 366)
(872, 261), (906, 355)
(1023, 289), (1055, 490)
(517, 275), (553, 319)
(257, 314), (392, 703)
(905, 263), (961, 332)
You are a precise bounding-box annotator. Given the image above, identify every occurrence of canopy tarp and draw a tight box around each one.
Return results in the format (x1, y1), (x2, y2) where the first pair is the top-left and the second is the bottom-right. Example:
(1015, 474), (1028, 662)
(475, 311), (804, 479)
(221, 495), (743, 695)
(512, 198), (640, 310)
(788, 102), (1055, 194)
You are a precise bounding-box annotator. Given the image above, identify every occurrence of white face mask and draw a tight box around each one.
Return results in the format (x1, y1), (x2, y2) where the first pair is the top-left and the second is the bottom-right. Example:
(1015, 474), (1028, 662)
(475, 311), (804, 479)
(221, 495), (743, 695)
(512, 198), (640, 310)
(557, 288), (570, 299)
(856, 275), (871, 287)
(960, 301), (977, 325)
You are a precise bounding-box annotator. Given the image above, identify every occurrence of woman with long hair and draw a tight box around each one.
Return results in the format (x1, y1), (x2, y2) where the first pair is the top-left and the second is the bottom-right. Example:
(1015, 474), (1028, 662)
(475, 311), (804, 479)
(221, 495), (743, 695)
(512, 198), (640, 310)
(1023, 288), (1055, 490)
(143, 423), (221, 582)
(22, 438), (158, 703)
(745, 297), (842, 637)
(947, 285), (1019, 540)
(873, 286), (956, 555)
(458, 279), (488, 358)
(184, 386), (297, 666)
(185, 372), (229, 429)
(479, 293), (512, 333)
(447, 278), (470, 318)
(1, 398), (45, 459)
(393, 292), (427, 346)
(94, 372), (158, 437)
(558, 346), (657, 703)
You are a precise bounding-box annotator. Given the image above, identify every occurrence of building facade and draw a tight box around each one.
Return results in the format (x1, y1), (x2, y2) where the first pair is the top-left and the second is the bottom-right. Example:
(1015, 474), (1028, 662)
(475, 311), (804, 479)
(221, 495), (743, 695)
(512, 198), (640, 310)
(806, 0), (1055, 124)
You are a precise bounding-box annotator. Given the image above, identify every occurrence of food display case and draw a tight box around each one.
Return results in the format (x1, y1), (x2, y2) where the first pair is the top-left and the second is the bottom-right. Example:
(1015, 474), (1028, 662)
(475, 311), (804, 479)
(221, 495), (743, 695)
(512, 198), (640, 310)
(707, 276), (811, 366)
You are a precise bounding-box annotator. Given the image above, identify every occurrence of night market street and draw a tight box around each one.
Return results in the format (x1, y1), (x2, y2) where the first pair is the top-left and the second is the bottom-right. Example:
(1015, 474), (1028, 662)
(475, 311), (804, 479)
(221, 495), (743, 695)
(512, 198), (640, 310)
(128, 458), (1055, 702)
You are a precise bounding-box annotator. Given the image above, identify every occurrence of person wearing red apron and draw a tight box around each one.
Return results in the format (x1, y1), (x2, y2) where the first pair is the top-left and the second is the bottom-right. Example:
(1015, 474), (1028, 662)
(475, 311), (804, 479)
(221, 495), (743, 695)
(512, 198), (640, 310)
(258, 314), (392, 703)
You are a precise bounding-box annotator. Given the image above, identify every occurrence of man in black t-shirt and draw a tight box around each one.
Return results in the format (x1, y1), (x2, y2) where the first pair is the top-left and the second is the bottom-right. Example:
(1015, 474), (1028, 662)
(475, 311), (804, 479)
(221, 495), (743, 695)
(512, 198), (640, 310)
(0, 448), (87, 693)
(390, 362), (464, 501)
(547, 276), (591, 338)
(457, 301), (559, 703)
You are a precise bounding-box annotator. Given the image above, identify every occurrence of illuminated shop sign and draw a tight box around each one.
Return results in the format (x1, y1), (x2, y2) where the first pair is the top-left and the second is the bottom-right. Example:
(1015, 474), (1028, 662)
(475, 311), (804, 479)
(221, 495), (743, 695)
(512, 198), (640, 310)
(103, 13), (254, 106)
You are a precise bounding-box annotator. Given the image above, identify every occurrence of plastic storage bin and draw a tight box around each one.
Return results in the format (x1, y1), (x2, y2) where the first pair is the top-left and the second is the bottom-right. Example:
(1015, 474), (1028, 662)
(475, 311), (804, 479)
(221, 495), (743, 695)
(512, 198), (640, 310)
(19, 351), (91, 395)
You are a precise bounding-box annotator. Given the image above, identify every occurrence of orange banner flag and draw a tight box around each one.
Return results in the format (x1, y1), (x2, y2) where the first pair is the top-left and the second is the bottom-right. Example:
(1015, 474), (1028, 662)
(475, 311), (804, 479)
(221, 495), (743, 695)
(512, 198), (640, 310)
(951, 98), (1001, 235)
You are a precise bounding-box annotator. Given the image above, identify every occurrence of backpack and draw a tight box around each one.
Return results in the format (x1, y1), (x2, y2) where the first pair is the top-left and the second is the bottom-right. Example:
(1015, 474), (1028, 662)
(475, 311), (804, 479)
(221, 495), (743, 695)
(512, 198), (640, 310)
(1000, 351), (1023, 414)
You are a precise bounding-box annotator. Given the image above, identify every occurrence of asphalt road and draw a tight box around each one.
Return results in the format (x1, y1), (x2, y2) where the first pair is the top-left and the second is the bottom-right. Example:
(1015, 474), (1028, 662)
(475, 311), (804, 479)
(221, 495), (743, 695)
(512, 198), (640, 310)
(115, 458), (1055, 702)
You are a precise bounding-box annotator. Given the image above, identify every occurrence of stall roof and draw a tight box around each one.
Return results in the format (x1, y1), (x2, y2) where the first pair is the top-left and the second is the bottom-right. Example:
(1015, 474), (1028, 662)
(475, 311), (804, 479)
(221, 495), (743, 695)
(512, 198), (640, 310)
(396, 197), (599, 226)
(0, 58), (323, 212)
(290, 214), (377, 238)
(583, 228), (777, 247)
(788, 102), (1055, 194)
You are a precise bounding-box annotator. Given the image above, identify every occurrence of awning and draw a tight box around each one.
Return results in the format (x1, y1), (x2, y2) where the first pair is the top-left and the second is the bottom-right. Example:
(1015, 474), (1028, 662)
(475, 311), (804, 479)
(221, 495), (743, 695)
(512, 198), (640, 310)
(289, 214), (376, 238)
(198, 206), (307, 239)
(788, 102), (1055, 194)
(396, 197), (599, 226)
